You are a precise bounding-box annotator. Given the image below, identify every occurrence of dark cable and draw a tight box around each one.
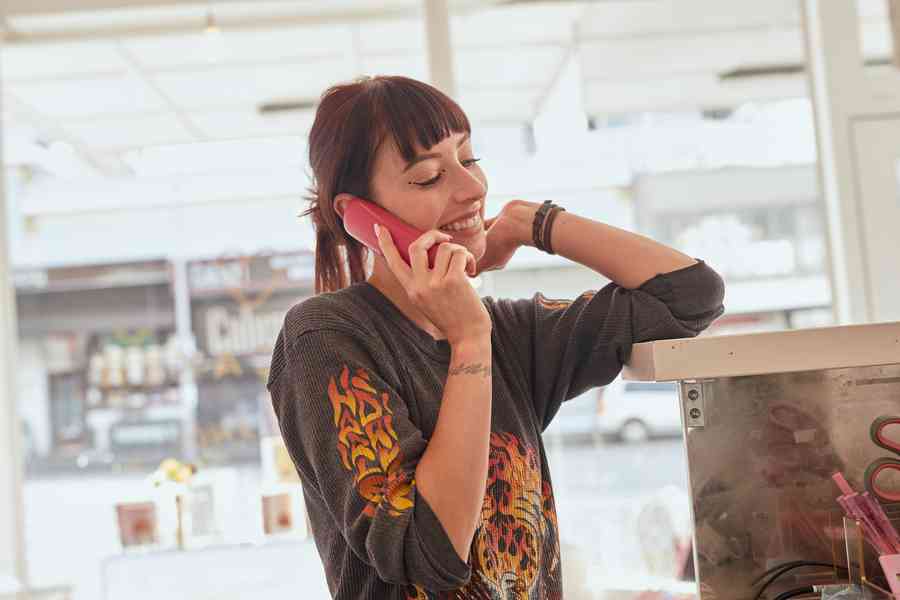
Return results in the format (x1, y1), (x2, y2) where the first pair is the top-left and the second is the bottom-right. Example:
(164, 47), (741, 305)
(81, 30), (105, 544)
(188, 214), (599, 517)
(773, 586), (815, 600)
(753, 562), (848, 600)
(751, 561), (809, 586)
(752, 559), (857, 586)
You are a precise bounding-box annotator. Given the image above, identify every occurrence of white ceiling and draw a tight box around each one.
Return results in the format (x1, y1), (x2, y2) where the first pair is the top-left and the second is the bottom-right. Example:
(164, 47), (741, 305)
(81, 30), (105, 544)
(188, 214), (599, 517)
(0, 0), (894, 181)
(1, 1), (583, 179)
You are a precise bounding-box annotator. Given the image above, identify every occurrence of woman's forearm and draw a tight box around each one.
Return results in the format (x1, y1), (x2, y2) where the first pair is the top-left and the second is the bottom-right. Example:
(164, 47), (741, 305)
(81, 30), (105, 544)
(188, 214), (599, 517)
(508, 200), (697, 289)
(415, 336), (492, 563)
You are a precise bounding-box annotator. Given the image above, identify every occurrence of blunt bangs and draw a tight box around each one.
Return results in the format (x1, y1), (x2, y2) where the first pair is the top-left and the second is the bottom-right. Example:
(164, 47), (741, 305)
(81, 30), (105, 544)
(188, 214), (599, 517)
(364, 77), (471, 164)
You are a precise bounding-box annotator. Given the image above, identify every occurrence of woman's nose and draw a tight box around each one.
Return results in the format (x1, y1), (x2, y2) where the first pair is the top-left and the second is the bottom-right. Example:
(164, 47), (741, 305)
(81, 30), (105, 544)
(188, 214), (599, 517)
(447, 163), (486, 202)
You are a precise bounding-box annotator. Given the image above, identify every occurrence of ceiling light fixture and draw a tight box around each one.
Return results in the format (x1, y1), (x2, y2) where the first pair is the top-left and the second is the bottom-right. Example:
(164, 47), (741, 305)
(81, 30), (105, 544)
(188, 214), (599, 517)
(202, 5), (226, 63)
(205, 11), (220, 35)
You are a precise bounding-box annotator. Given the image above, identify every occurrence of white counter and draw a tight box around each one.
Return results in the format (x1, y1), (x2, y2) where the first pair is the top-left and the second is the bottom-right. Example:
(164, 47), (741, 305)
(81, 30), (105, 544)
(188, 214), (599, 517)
(623, 320), (900, 381)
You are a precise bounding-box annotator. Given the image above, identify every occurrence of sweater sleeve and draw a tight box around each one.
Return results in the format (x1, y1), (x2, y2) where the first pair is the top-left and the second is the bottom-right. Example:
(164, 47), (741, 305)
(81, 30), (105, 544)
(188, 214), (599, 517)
(490, 259), (725, 431)
(266, 326), (471, 592)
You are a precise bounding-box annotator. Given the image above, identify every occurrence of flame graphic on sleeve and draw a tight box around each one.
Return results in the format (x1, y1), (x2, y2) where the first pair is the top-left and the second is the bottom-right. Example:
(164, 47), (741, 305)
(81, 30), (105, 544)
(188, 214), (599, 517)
(327, 365), (414, 517)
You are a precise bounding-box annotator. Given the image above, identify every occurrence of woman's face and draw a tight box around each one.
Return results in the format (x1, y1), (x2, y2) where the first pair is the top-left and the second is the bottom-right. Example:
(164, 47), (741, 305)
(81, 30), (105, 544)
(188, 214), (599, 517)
(368, 130), (489, 261)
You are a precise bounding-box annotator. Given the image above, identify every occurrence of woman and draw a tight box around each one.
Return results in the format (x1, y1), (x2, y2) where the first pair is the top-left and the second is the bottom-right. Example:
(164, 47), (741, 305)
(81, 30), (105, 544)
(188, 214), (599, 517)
(267, 75), (725, 600)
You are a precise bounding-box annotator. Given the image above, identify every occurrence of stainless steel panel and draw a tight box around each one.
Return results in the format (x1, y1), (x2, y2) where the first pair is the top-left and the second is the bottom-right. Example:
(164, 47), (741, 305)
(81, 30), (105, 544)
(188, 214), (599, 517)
(681, 363), (900, 599)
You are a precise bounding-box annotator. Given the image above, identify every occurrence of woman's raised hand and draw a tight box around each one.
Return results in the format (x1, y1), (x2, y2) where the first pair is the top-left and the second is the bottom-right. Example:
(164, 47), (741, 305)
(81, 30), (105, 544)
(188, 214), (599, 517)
(375, 225), (491, 346)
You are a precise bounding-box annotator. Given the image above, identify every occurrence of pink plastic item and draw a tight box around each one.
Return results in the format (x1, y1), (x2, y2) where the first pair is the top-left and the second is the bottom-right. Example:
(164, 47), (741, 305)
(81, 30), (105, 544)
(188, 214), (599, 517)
(879, 554), (900, 597)
(342, 195), (439, 269)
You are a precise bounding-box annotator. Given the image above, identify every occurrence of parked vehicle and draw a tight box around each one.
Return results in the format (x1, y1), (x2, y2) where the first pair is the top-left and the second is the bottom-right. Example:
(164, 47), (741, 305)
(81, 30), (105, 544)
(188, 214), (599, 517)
(597, 379), (683, 443)
(542, 378), (684, 444)
(542, 388), (603, 444)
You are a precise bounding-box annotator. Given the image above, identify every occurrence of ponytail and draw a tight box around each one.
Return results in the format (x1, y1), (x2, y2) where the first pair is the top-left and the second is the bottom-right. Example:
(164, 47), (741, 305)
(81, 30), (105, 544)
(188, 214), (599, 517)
(301, 197), (368, 295)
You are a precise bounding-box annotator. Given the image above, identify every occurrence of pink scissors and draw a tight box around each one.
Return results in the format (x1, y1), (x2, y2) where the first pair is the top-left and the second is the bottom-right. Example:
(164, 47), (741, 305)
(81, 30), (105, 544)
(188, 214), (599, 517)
(865, 415), (900, 504)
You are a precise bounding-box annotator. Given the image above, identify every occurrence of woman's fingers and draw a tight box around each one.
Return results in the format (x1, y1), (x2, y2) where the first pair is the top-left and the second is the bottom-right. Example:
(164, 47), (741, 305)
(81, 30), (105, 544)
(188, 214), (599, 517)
(432, 242), (475, 280)
(375, 224), (412, 286)
(377, 225), (475, 288)
(410, 230), (452, 274)
(431, 239), (458, 279)
(465, 252), (476, 277)
(449, 247), (473, 279)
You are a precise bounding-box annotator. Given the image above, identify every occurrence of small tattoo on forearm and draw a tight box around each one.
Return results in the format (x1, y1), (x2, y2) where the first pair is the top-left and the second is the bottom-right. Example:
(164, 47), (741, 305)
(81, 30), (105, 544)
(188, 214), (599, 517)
(448, 362), (491, 378)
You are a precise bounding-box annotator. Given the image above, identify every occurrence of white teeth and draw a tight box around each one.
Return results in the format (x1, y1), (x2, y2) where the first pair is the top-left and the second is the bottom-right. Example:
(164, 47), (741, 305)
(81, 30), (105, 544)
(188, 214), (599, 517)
(440, 213), (481, 232)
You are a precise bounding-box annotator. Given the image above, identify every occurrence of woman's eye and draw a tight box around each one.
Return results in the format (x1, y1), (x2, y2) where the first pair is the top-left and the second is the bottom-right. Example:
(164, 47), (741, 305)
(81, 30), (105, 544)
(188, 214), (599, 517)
(413, 158), (481, 187)
(414, 174), (441, 187)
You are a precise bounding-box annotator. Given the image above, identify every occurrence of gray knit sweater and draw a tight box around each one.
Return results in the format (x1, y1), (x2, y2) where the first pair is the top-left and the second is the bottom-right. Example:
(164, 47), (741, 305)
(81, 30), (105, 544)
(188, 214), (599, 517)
(266, 259), (725, 599)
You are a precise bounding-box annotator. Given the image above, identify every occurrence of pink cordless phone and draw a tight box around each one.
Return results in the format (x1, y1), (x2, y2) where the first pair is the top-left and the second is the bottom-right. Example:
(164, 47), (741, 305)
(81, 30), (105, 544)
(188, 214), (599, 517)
(341, 195), (440, 269)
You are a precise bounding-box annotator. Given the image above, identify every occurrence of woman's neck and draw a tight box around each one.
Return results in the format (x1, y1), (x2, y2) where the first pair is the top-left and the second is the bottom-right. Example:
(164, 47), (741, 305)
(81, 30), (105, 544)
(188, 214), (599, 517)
(366, 260), (446, 341)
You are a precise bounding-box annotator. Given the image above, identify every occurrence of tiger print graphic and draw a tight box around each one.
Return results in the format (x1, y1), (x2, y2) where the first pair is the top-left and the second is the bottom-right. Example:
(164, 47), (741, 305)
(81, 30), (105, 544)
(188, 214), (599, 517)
(325, 364), (559, 598)
(327, 364), (414, 517)
(405, 432), (561, 599)
(473, 432), (559, 597)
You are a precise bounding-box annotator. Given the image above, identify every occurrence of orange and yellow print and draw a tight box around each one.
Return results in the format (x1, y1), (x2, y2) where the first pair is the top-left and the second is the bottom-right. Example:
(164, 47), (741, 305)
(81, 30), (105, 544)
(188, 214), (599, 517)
(405, 432), (561, 599)
(473, 432), (559, 597)
(327, 365), (413, 517)
(536, 290), (596, 312)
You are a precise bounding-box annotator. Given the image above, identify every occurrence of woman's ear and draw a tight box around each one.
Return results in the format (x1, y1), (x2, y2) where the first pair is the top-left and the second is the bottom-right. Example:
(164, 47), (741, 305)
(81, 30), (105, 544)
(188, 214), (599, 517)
(333, 193), (352, 219)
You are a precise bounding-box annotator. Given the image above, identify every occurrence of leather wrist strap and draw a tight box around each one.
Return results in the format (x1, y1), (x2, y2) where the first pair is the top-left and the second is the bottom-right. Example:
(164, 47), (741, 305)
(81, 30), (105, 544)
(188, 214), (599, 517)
(532, 200), (554, 251)
(543, 205), (565, 255)
(532, 200), (565, 254)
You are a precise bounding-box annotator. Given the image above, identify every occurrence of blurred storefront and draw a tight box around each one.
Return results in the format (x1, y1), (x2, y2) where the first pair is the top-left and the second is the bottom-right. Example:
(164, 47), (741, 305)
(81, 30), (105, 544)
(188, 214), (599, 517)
(186, 251), (312, 466)
(14, 252), (313, 474)
(15, 260), (179, 472)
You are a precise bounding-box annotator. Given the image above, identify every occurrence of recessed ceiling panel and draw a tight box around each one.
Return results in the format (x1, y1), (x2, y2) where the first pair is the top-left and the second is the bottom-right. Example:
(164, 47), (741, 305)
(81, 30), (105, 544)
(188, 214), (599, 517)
(121, 25), (352, 69)
(2, 41), (128, 81)
(62, 113), (195, 151)
(151, 61), (354, 110)
(10, 75), (167, 118)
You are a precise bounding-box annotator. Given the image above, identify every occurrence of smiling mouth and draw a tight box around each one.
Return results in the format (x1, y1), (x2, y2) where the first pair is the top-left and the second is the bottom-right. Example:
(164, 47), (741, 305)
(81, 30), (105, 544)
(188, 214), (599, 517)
(439, 212), (483, 234)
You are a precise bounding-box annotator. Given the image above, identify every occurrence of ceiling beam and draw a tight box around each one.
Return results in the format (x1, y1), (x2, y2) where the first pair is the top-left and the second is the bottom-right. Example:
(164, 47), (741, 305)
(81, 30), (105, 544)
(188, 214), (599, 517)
(0, 2), (548, 47)
(1, 6), (418, 45)
(1, 0), (386, 18)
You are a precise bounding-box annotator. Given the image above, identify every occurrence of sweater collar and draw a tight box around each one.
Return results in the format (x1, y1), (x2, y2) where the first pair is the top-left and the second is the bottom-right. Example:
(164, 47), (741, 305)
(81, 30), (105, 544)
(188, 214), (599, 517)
(353, 281), (453, 359)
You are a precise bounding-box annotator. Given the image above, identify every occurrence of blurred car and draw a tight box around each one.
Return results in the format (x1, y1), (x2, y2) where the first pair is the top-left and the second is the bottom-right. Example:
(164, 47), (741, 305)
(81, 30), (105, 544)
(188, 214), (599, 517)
(542, 388), (603, 444)
(541, 378), (684, 444)
(597, 379), (682, 443)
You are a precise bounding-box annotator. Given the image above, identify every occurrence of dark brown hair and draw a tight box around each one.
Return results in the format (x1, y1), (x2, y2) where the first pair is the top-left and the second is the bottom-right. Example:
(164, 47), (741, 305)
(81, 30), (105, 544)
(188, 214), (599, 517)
(300, 75), (471, 294)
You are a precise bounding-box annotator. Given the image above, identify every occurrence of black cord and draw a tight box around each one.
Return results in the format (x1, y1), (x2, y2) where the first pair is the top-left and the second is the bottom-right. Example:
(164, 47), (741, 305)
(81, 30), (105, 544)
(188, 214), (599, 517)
(752, 561), (849, 600)
(753, 560), (853, 585)
(773, 586), (815, 600)
(751, 561), (810, 586)
(755, 565), (847, 600)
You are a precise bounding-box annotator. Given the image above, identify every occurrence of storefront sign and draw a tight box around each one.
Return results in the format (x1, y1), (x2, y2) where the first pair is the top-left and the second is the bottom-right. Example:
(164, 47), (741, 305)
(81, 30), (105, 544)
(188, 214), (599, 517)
(187, 252), (313, 296)
(204, 305), (283, 357)
(14, 260), (170, 293)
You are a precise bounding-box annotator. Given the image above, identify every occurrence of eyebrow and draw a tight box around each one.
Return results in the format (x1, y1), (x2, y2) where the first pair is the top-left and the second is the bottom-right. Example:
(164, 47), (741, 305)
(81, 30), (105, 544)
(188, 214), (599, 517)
(402, 133), (471, 173)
